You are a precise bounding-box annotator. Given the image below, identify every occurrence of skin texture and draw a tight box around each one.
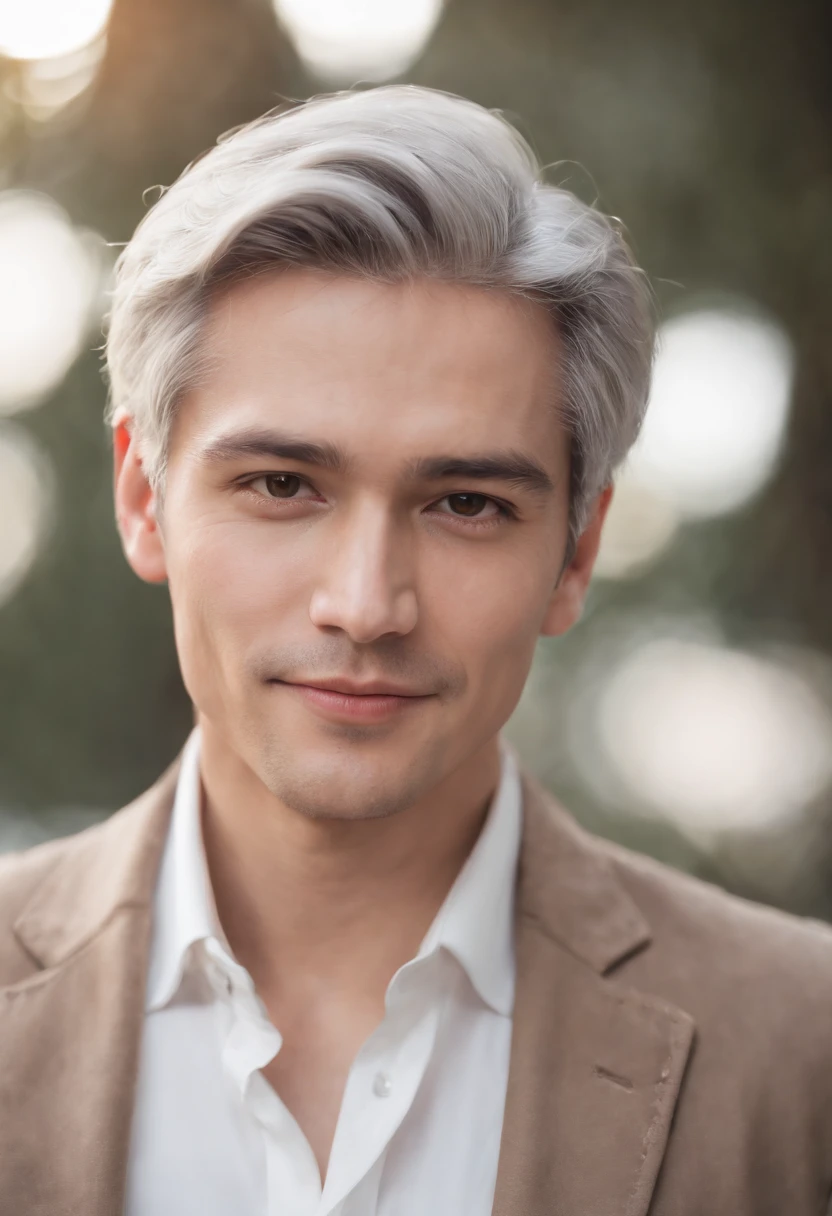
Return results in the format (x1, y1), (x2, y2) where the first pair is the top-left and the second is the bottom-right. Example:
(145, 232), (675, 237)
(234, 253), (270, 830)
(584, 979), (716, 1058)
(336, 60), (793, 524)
(114, 266), (612, 1176)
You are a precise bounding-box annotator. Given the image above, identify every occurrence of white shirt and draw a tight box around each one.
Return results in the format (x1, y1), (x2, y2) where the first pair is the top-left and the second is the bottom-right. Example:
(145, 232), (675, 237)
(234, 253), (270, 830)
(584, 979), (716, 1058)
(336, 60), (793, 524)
(125, 727), (522, 1216)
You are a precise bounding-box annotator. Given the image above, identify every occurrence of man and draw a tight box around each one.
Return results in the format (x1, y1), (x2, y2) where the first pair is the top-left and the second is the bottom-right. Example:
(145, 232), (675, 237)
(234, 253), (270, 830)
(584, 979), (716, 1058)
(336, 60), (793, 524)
(0, 84), (830, 1216)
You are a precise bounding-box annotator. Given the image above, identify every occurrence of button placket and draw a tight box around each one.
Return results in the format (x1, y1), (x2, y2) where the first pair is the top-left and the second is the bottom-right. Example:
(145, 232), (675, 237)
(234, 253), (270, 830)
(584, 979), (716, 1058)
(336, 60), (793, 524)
(319, 993), (443, 1215)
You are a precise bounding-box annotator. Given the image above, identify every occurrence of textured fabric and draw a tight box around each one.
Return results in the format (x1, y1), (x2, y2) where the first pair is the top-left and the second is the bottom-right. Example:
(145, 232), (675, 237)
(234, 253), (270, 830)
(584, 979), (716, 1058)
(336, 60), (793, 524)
(125, 727), (521, 1216)
(0, 751), (832, 1215)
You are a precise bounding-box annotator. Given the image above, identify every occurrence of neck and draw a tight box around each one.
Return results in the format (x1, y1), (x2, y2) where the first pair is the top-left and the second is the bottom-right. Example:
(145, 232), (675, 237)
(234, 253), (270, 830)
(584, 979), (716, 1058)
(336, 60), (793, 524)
(197, 717), (502, 1006)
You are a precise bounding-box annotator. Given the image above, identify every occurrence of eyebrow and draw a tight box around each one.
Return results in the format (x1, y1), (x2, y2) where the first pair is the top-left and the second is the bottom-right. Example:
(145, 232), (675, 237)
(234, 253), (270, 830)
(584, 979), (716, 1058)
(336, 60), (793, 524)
(198, 429), (347, 473)
(405, 453), (554, 495)
(198, 428), (555, 495)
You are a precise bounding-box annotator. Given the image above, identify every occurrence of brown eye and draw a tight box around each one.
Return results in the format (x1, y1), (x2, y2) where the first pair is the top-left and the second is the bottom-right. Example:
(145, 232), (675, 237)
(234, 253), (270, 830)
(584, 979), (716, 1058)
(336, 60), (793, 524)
(264, 474), (301, 498)
(447, 492), (489, 516)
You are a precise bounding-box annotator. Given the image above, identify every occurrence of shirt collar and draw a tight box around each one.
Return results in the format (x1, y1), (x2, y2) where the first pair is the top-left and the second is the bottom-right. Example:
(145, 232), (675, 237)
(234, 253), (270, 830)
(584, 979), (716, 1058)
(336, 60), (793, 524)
(418, 739), (522, 1017)
(145, 726), (224, 1012)
(146, 727), (522, 1018)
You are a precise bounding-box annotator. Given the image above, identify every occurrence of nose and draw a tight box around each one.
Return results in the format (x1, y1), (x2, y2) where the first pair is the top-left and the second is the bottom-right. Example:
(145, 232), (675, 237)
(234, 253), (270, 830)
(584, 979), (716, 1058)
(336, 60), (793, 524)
(308, 501), (418, 644)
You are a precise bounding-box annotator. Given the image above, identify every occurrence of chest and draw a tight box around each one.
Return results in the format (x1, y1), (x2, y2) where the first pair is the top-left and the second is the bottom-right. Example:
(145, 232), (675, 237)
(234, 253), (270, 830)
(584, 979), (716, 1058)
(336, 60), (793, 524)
(125, 979), (512, 1216)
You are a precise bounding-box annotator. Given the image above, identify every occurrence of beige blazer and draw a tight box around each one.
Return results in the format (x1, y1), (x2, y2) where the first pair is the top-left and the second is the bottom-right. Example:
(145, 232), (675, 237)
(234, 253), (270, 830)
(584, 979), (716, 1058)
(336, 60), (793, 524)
(1, 755), (831, 1216)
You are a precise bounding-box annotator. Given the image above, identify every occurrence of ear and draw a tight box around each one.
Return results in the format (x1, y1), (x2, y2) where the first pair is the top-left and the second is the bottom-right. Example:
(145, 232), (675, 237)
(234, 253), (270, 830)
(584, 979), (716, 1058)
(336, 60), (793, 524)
(113, 413), (168, 584)
(540, 483), (613, 637)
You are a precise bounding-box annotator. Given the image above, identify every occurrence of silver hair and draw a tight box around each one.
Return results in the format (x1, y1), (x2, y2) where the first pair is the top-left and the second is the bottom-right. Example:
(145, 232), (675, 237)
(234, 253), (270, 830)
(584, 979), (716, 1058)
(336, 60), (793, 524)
(104, 84), (654, 552)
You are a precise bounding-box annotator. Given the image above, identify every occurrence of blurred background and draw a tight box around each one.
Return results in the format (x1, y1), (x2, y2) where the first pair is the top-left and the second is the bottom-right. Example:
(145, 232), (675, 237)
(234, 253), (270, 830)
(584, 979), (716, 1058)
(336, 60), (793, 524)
(0, 0), (830, 917)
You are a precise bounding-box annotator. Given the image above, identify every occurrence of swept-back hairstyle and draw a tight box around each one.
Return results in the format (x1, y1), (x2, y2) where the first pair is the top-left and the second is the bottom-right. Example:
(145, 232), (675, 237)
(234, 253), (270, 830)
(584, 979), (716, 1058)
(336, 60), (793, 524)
(104, 84), (654, 551)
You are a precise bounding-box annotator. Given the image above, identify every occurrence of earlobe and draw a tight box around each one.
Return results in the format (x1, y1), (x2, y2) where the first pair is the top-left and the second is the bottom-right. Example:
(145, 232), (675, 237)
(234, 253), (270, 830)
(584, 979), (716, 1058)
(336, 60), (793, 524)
(540, 570), (582, 638)
(540, 484), (614, 638)
(113, 417), (168, 585)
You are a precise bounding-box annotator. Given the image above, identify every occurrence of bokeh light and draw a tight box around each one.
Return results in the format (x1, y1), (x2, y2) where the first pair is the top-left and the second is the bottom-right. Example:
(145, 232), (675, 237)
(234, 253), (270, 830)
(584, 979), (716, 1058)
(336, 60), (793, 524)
(595, 306), (795, 580)
(628, 308), (795, 519)
(0, 0), (113, 61)
(273, 0), (444, 83)
(0, 191), (105, 414)
(13, 38), (106, 122)
(591, 636), (832, 837)
(594, 473), (681, 579)
(0, 426), (54, 606)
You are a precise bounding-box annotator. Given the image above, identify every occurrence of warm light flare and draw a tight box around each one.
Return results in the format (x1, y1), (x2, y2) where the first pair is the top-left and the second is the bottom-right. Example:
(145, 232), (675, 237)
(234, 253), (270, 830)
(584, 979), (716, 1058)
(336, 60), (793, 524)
(0, 0), (113, 61)
(0, 192), (106, 413)
(273, 0), (443, 82)
(594, 473), (680, 579)
(591, 636), (832, 837)
(0, 426), (53, 606)
(595, 306), (795, 581)
(630, 308), (794, 518)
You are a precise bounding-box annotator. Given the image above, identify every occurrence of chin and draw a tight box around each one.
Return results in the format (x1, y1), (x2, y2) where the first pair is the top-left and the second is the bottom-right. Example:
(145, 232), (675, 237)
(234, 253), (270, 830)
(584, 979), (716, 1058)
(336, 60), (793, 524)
(256, 738), (441, 822)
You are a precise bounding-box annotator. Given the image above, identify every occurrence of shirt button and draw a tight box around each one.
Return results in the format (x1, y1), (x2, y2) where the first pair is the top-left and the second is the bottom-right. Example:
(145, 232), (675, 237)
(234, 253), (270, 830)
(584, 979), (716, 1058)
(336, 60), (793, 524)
(373, 1071), (392, 1098)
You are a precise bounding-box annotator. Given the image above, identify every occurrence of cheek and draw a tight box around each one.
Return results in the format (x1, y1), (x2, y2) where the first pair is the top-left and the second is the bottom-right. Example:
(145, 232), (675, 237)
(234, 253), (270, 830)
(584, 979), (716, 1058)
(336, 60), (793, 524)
(169, 518), (315, 629)
(164, 518), (317, 705)
(428, 548), (552, 694)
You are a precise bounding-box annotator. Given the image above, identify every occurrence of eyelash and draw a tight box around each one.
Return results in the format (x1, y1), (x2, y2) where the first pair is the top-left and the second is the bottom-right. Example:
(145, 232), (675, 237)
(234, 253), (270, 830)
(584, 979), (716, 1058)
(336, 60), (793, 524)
(235, 474), (516, 529)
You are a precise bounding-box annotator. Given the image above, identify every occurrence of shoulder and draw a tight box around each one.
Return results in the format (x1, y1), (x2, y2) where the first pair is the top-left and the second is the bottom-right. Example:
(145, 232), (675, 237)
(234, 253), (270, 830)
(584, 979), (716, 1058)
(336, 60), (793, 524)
(526, 763), (832, 1049)
(603, 833), (832, 986)
(0, 762), (179, 985)
(521, 769), (832, 995)
(0, 826), (102, 981)
(0, 826), (95, 914)
(597, 832), (832, 1094)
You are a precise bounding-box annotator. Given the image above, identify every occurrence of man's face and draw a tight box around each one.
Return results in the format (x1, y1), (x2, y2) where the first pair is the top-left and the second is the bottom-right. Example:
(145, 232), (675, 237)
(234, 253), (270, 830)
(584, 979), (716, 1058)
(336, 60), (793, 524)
(117, 267), (606, 820)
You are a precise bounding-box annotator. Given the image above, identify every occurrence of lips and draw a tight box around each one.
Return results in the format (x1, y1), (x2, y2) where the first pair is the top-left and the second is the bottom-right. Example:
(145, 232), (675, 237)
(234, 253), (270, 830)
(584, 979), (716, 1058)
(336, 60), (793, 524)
(291, 677), (429, 698)
(272, 678), (433, 723)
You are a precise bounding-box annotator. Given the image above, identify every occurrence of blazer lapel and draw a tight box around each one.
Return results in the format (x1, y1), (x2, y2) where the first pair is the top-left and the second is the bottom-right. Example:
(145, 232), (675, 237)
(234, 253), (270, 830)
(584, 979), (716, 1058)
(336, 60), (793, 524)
(493, 775), (695, 1216)
(0, 764), (178, 1216)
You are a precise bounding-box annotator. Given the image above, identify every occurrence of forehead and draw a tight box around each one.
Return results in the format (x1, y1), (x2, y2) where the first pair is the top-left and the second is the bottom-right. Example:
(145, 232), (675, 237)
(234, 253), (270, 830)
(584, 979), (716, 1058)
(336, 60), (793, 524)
(181, 268), (564, 467)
